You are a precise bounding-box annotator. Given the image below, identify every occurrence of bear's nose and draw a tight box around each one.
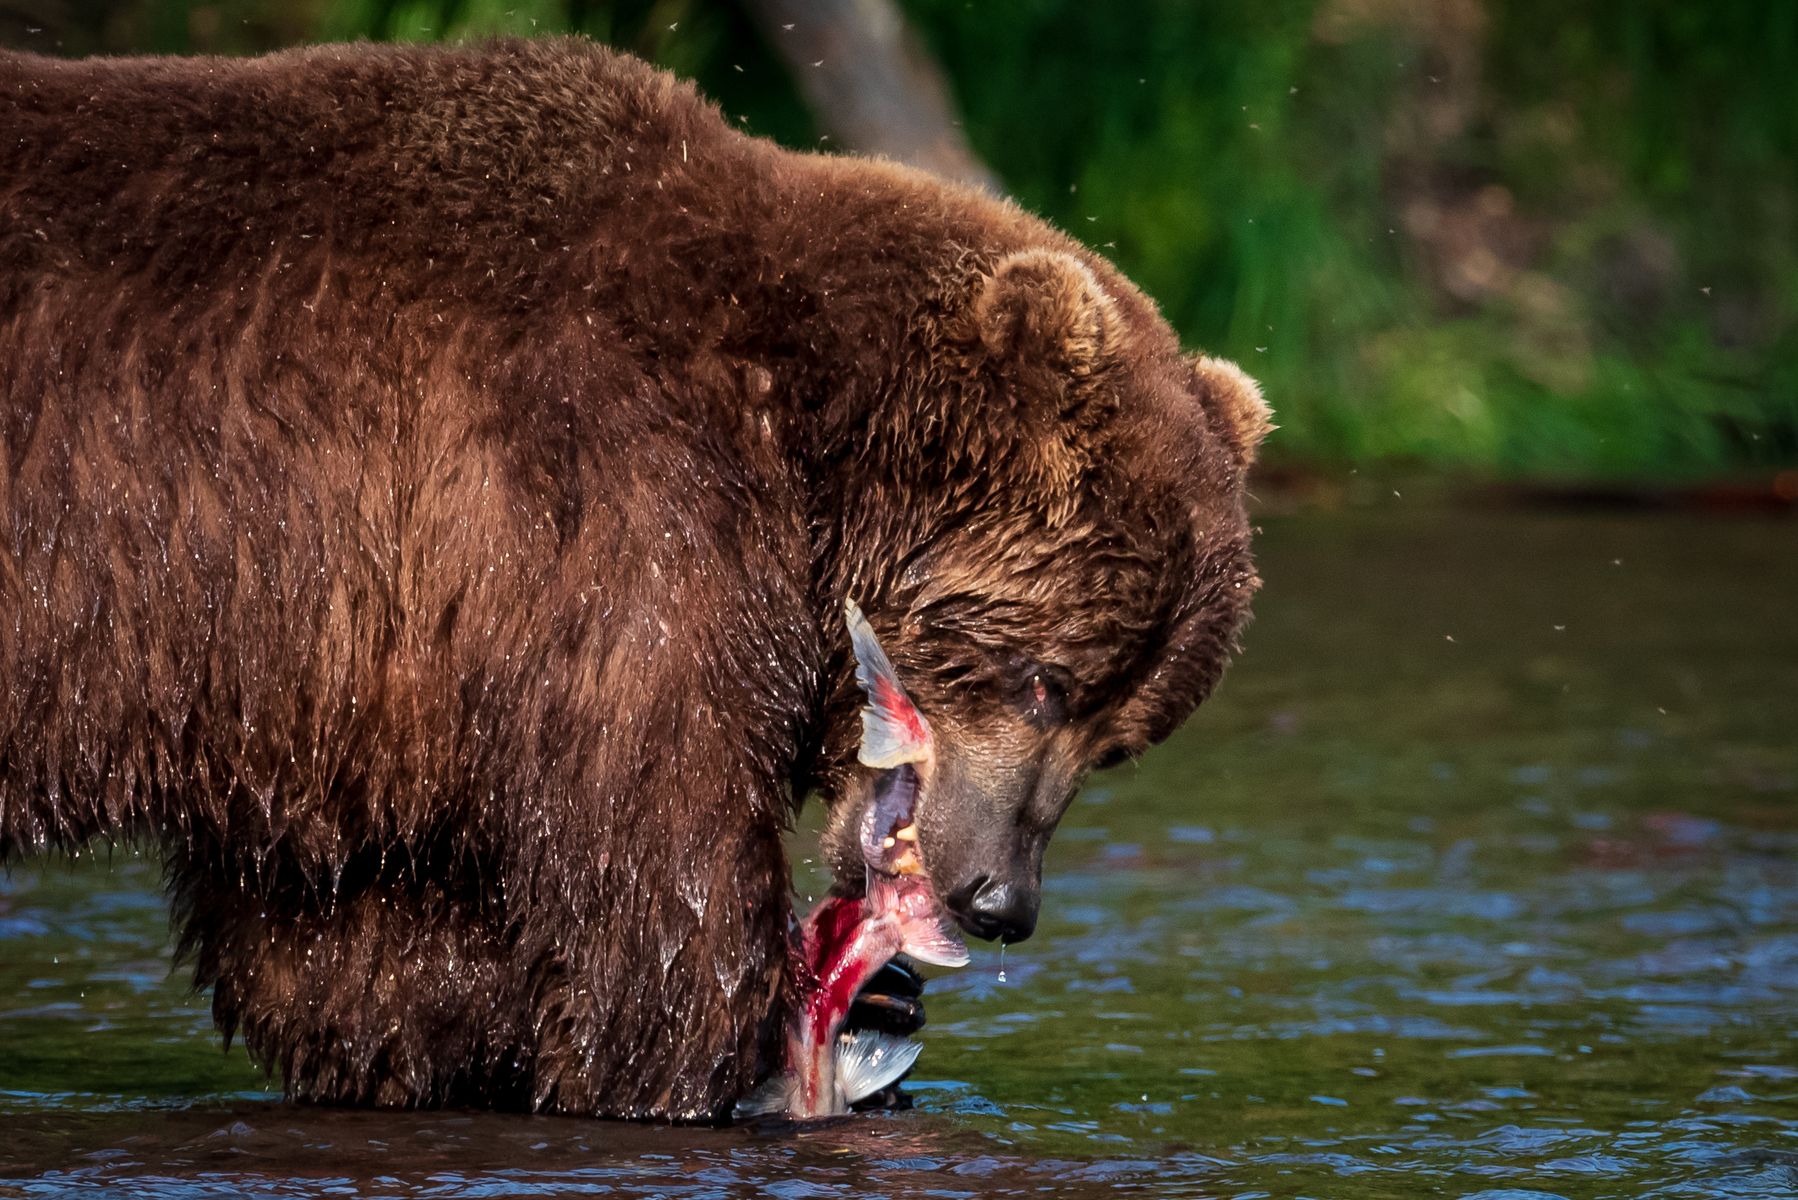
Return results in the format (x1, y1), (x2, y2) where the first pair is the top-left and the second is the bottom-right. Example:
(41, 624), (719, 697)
(947, 875), (1038, 944)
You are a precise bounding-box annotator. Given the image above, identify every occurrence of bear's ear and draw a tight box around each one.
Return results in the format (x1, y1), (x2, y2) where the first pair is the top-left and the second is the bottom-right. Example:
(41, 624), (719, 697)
(1190, 354), (1273, 467)
(973, 249), (1124, 377)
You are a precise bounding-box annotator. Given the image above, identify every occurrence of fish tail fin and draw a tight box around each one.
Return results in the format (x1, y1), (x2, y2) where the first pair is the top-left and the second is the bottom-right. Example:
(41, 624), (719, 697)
(845, 599), (932, 769)
(835, 1031), (922, 1106)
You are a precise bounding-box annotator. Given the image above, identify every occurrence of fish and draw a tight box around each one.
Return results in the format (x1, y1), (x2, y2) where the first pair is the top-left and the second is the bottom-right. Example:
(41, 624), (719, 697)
(735, 871), (968, 1118)
(735, 600), (968, 1120)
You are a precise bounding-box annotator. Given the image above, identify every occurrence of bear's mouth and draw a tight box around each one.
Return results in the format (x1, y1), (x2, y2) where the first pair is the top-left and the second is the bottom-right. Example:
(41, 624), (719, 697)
(857, 762), (925, 879)
(853, 761), (967, 961)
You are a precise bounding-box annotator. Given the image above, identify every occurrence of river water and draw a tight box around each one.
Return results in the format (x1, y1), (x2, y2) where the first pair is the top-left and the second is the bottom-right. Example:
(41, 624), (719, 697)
(3, 502), (1795, 1198)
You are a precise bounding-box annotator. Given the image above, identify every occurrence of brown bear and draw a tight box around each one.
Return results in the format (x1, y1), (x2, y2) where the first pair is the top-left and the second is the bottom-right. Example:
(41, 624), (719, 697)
(0, 39), (1270, 1120)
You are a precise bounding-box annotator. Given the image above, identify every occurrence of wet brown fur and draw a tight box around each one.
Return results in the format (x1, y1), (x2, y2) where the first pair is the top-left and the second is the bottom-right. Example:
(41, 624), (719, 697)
(0, 39), (1268, 1120)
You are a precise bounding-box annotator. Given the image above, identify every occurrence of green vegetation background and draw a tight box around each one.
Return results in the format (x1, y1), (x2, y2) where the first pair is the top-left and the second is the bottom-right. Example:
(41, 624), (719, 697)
(8, 0), (1794, 479)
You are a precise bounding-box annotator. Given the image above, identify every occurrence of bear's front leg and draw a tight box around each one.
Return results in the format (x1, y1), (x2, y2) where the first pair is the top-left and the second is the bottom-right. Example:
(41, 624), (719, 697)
(183, 869), (542, 1111)
(494, 799), (797, 1119)
(177, 790), (796, 1119)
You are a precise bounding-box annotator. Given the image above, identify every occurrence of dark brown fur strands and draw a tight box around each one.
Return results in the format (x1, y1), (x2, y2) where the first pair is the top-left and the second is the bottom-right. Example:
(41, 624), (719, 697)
(0, 39), (1269, 1119)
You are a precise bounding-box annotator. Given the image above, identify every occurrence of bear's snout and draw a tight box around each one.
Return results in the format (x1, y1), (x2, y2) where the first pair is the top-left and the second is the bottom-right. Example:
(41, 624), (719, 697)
(943, 872), (1040, 944)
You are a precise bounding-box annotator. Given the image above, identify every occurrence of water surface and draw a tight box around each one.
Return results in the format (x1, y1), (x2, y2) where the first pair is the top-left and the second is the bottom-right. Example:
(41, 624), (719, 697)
(4, 502), (1795, 1198)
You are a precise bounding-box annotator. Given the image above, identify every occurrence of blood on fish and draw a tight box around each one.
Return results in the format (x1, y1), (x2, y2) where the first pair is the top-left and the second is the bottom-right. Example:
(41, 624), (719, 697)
(737, 871), (965, 1119)
(874, 674), (927, 744)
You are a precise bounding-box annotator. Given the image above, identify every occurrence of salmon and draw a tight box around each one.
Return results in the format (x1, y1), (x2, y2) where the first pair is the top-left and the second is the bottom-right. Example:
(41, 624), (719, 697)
(736, 602), (967, 1119)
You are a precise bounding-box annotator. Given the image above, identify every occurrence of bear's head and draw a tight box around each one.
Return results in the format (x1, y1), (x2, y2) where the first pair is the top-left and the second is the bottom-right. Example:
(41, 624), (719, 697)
(817, 245), (1271, 945)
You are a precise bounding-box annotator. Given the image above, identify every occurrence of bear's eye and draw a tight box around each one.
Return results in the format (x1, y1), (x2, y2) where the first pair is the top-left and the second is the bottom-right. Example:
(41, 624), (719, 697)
(1011, 662), (1073, 727)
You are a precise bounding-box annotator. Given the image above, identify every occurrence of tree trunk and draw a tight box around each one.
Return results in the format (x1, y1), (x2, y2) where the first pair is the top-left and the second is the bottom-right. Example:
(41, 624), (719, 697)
(742, 0), (1000, 192)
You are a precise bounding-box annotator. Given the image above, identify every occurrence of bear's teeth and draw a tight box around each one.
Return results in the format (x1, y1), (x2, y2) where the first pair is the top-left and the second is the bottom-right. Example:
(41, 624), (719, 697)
(893, 823), (919, 842)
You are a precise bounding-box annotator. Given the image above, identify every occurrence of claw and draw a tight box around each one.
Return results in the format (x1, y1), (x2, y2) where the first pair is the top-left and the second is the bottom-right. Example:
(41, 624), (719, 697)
(851, 989), (924, 1032)
(870, 957), (924, 999)
(846, 958), (927, 1038)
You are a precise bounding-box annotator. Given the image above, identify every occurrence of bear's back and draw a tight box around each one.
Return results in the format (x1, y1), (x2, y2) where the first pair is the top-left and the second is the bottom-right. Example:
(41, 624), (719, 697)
(0, 39), (739, 306)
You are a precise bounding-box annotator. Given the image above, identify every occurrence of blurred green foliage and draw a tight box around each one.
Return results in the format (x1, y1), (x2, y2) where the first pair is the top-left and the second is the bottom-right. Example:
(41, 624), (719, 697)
(5, 0), (1793, 478)
(906, 0), (1797, 477)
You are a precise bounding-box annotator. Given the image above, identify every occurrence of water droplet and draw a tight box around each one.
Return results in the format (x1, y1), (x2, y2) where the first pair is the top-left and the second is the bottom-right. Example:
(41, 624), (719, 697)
(997, 943), (1007, 983)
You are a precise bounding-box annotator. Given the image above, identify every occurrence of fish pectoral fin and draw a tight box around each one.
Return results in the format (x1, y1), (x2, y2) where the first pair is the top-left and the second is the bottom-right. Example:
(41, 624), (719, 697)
(900, 920), (971, 969)
(733, 1073), (796, 1120)
(834, 1031), (922, 1106)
